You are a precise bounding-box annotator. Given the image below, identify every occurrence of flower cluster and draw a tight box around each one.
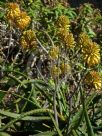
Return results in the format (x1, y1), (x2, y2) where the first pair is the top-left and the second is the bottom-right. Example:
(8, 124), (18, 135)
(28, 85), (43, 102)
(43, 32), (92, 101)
(85, 71), (102, 90)
(50, 62), (71, 79)
(6, 3), (31, 29)
(57, 15), (75, 48)
(83, 42), (100, 67)
(60, 62), (71, 74)
(49, 46), (59, 59)
(56, 15), (70, 30)
(79, 33), (91, 48)
(79, 33), (100, 67)
(6, 3), (20, 21)
(64, 32), (75, 48)
(15, 11), (31, 30)
(51, 65), (61, 79)
(20, 29), (37, 50)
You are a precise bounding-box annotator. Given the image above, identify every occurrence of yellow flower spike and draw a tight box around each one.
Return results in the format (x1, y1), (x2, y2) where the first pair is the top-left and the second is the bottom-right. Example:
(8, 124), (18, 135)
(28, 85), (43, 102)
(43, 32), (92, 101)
(6, 3), (20, 22)
(79, 33), (100, 67)
(51, 65), (61, 79)
(49, 46), (59, 60)
(57, 28), (68, 39)
(79, 32), (92, 48)
(85, 71), (102, 90)
(83, 42), (100, 66)
(20, 37), (28, 49)
(58, 28), (75, 48)
(64, 32), (75, 48)
(20, 29), (37, 50)
(60, 62), (71, 74)
(16, 11), (31, 30)
(56, 15), (70, 30)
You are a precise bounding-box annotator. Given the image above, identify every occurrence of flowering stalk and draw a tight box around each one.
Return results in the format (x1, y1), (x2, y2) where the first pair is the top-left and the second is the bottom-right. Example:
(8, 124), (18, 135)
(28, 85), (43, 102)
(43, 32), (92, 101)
(53, 80), (59, 127)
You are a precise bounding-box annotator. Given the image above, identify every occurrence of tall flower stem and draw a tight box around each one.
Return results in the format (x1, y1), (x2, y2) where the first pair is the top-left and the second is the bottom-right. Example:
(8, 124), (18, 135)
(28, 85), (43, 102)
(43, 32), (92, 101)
(53, 79), (59, 127)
